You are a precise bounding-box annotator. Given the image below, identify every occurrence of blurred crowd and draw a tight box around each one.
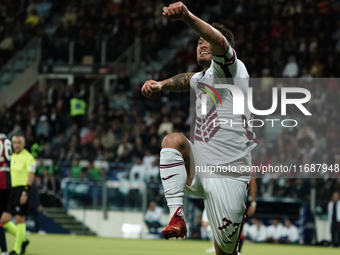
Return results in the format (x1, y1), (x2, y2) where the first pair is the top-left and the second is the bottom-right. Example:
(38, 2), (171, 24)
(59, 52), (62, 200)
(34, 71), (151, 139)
(41, 0), (205, 64)
(0, 0), (68, 68)
(243, 218), (299, 244)
(0, 0), (340, 212)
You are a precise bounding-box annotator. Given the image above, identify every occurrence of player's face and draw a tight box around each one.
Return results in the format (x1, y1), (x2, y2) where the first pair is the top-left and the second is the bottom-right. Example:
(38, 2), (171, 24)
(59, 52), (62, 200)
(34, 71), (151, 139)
(197, 38), (212, 69)
(12, 136), (25, 153)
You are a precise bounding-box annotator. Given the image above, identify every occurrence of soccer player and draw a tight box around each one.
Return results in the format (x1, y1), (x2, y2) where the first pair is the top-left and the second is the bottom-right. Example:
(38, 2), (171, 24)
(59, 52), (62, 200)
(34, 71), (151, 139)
(0, 133), (12, 255)
(141, 2), (257, 255)
(0, 135), (36, 255)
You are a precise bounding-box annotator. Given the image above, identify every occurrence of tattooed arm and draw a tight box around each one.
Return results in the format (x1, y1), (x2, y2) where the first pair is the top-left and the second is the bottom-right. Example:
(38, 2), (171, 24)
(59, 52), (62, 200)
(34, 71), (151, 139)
(162, 2), (229, 55)
(141, 73), (194, 98)
(160, 72), (194, 92)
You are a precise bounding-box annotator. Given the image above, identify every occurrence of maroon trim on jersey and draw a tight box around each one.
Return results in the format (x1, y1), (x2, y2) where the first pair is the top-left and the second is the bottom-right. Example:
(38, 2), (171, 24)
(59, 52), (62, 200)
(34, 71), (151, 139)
(208, 125), (221, 140)
(241, 115), (259, 144)
(159, 161), (185, 169)
(161, 173), (179, 180)
(226, 49), (236, 66)
(212, 45), (235, 64)
(195, 106), (221, 143)
(213, 59), (235, 90)
(206, 112), (218, 127)
(194, 135), (203, 142)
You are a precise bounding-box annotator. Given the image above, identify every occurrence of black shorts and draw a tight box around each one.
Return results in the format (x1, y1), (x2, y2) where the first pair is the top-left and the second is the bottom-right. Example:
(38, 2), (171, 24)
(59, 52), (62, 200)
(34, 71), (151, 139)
(6, 186), (29, 216)
(0, 189), (11, 216)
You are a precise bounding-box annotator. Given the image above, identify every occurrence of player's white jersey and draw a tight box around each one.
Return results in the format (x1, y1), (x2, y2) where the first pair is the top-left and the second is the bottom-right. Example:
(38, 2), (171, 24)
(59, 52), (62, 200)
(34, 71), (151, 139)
(190, 45), (257, 175)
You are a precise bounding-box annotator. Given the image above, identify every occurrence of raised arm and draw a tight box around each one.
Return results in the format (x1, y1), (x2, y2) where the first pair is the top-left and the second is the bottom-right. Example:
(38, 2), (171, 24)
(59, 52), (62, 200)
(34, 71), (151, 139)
(162, 2), (229, 55)
(141, 72), (194, 98)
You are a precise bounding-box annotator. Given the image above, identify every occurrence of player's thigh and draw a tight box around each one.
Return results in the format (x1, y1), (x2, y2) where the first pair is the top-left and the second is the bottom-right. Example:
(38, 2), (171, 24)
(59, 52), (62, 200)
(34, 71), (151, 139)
(204, 178), (248, 254)
(15, 214), (26, 224)
(0, 212), (12, 224)
(7, 187), (27, 217)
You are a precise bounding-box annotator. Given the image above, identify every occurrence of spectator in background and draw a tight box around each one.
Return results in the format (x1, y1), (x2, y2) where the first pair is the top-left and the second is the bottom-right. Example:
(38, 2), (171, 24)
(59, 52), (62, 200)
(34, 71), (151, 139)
(61, 85), (74, 115)
(80, 126), (95, 145)
(27, 0), (39, 15)
(244, 218), (267, 243)
(71, 159), (82, 178)
(266, 218), (284, 243)
(282, 56), (299, 77)
(129, 173), (144, 208)
(328, 191), (340, 247)
(47, 174), (61, 207)
(144, 201), (163, 235)
(36, 158), (50, 176)
(280, 219), (299, 244)
(145, 155), (159, 183)
(79, 84), (89, 103)
(36, 115), (51, 139)
(63, 6), (77, 25)
(96, 91), (109, 112)
(116, 135), (133, 162)
(46, 82), (58, 108)
(37, 0), (52, 20)
(143, 149), (156, 171)
(31, 137), (45, 158)
(65, 145), (80, 161)
(148, 137), (161, 155)
(70, 93), (87, 128)
(157, 115), (173, 136)
(87, 161), (104, 181)
(129, 158), (146, 182)
(25, 10), (40, 28)
(100, 127), (116, 149)
(132, 137), (145, 158)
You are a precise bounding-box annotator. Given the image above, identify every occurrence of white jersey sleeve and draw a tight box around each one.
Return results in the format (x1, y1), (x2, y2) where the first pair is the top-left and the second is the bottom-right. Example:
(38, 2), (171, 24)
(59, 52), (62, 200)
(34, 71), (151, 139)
(211, 45), (249, 79)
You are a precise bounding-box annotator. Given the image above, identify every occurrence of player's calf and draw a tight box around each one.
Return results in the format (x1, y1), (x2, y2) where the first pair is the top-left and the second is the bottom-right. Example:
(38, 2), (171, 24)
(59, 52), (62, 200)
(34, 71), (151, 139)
(160, 133), (191, 240)
(160, 133), (191, 219)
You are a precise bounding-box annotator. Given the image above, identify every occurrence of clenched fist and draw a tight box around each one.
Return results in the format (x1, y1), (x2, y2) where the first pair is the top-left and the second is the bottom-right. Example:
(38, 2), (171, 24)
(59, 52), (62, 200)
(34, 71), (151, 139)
(141, 80), (162, 98)
(162, 1), (189, 21)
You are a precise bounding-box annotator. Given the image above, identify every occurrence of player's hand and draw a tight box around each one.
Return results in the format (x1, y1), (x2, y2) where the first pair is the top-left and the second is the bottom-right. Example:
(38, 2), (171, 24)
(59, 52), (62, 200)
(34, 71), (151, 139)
(20, 194), (28, 205)
(141, 80), (162, 98)
(247, 205), (256, 216)
(162, 2), (189, 21)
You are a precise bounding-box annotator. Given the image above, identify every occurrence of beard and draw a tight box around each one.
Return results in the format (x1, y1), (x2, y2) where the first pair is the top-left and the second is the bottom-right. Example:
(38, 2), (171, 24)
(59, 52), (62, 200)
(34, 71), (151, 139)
(197, 56), (212, 69)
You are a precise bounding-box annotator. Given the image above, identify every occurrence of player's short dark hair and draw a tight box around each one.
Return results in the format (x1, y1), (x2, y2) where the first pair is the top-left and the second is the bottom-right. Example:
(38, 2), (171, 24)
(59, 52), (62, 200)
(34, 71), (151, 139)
(211, 22), (235, 48)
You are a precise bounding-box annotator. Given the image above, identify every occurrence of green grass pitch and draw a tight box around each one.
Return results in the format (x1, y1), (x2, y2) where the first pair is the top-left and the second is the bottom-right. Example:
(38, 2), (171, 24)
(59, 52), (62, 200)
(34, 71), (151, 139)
(5, 234), (339, 255)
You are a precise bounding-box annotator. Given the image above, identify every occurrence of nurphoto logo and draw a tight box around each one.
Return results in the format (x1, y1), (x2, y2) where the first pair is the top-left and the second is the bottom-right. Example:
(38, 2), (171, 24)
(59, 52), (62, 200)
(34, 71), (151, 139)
(199, 82), (312, 128)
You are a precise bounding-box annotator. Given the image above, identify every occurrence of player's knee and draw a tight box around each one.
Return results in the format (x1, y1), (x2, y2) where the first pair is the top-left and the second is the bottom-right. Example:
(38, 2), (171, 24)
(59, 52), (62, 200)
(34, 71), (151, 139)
(161, 133), (188, 152)
(0, 213), (10, 225)
(15, 217), (25, 224)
